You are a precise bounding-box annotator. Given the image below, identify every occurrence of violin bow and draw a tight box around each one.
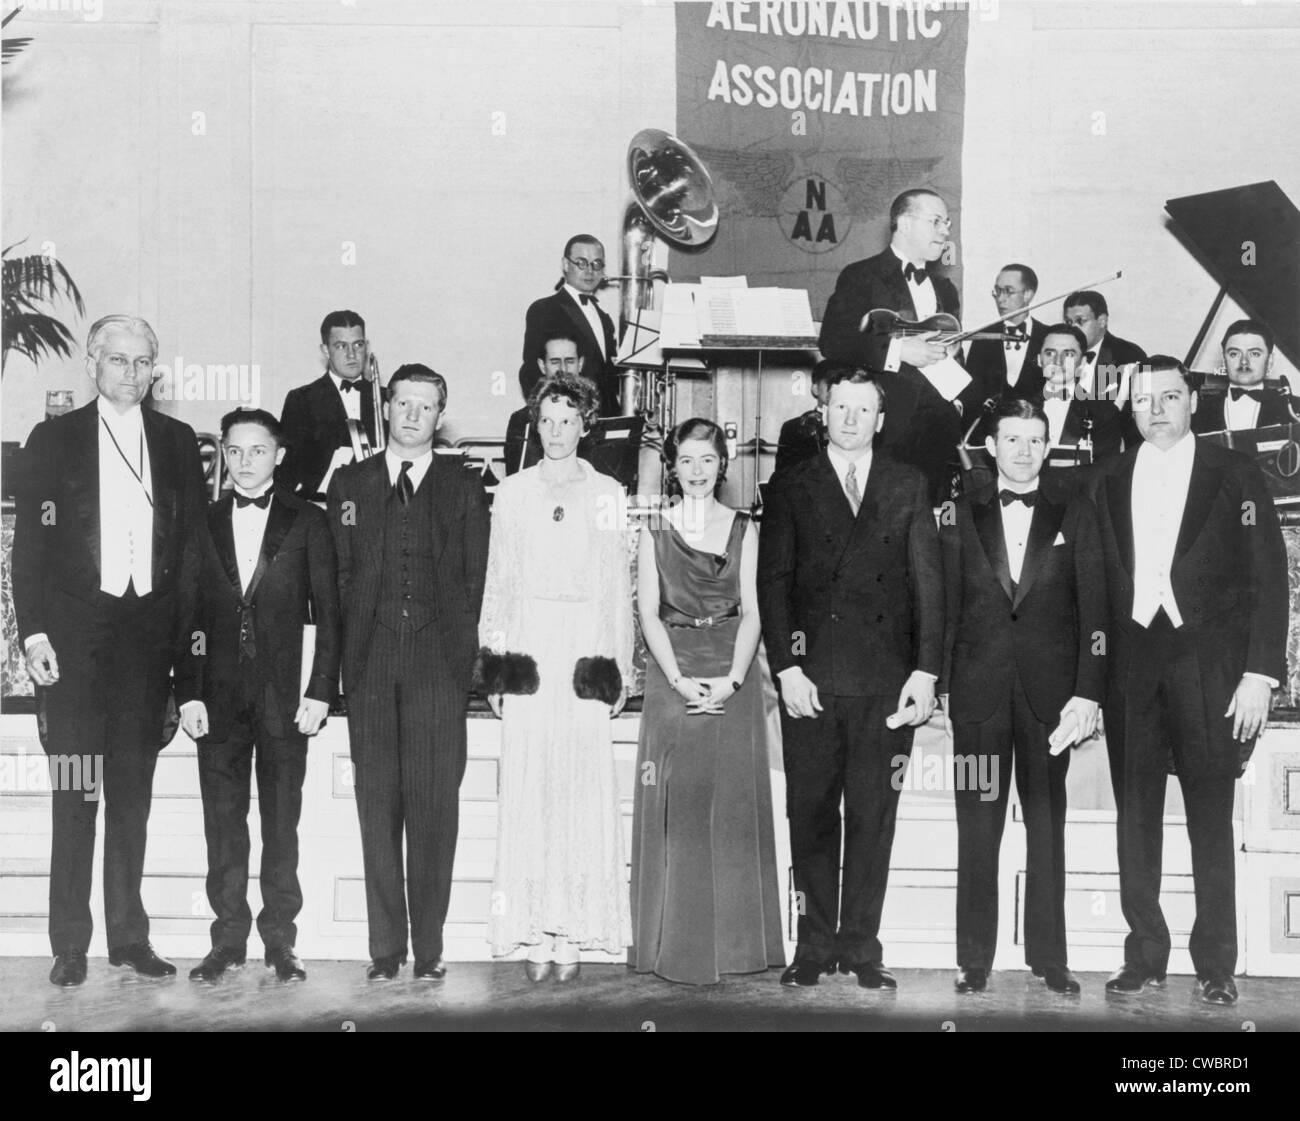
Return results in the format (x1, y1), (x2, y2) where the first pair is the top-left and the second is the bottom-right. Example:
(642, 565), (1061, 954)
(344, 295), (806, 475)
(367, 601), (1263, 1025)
(942, 270), (1124, 346)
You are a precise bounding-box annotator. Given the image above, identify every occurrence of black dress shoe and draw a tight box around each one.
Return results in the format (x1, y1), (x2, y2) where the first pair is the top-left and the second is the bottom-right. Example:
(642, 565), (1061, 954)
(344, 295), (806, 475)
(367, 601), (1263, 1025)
(189, 945), (246, 982)
(1035, 965), (1081, 994)
(265, 945), (307, 982)
(108, 941), (177, 978)
(780, 959), (829, 987)
(413, 957), (446, 981)
(1104, 962), (1166, 994)
(1198, 975), (1238, 1005)
(954, 967), (988, 993)
(845, 961), (897, 990)
(366, 954), (404, 981)
(50, 949), (88, 987)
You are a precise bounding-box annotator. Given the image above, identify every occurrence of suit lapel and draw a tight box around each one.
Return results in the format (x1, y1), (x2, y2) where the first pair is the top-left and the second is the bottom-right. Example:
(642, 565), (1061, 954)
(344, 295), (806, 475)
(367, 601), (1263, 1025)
(68, 405), (102, 582)
(1013, 490), (1064, 607)
(558, 290), (603, 362)
(142, 410), (175, 585)
(247, 495), (296, 602)
(807, 453), (857, 566)
(315, 374), (349, 438)
(209, 496), (243, 596)
(421, 457), (451, 571)
(1059, 400), (1084, 446)
(972, 488), (1015, 602)
(358, 454), (391, 563)
(1107, 453), (1138, 575)
(1173, 440), (1221, 561)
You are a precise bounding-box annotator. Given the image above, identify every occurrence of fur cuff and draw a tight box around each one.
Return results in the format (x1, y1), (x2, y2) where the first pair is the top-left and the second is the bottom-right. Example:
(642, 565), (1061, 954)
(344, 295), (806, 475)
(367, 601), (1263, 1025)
(573, 656), (623, 705)
(473, 648), (540, 696)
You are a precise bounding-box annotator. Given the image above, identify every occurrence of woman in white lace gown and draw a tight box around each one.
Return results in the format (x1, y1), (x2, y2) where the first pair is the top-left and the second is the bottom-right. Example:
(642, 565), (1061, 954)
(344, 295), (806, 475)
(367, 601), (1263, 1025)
(479, 374), (633, 981)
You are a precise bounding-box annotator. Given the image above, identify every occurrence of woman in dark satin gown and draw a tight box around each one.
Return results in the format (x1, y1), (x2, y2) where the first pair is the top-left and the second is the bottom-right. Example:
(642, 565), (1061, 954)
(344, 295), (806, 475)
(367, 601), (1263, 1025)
(630, 418), (785, 985)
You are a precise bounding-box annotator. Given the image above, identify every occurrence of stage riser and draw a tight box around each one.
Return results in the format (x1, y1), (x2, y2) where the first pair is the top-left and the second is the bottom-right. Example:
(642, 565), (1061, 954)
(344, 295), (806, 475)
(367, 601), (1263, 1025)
(2, 716), (1297, 975)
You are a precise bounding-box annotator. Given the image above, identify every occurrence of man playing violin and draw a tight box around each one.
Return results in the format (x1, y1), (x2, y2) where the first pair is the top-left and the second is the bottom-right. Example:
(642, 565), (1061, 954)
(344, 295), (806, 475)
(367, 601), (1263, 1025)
(818, 188), (965, 503)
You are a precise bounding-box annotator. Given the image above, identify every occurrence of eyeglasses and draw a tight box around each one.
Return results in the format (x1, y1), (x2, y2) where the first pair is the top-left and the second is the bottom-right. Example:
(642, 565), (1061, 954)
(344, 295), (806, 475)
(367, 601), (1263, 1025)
(991, 286), (1024, 298)
(566, 256), (605, 272)
(913, 215), (952, 232)
(329, 341), (368, 355)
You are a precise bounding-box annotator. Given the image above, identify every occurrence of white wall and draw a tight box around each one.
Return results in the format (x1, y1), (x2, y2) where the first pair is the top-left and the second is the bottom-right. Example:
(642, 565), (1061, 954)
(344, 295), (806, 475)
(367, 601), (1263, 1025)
(3, 0), (1298, 449)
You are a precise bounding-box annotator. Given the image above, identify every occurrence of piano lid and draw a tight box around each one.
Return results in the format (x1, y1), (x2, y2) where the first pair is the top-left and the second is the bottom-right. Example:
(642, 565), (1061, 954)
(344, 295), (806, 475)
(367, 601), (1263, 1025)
(1166, 180), (1299, 371)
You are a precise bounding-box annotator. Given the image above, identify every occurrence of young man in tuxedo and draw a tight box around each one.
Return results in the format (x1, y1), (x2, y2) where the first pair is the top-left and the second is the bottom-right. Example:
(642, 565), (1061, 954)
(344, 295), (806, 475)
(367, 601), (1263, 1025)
(1087, 358), (1287, 1005)
(817, 188), (965, 502)
(519, 234), (620, 416)
(277, 309), (386, 499)
(12, 314), (207, 986)
(1063, 289), (1147, 408)
(503, 330), (598, 475)
(176, 409), (341, 983)
(758, 368), (943, 990)
(326, 364), (490, 980)
(1192, 319), (1295, 434)
(1038, 323), (1134, 467)
(939, 398), (1106, 995)
(958, 263), (1049, 437)
(772, 359), (833, 476)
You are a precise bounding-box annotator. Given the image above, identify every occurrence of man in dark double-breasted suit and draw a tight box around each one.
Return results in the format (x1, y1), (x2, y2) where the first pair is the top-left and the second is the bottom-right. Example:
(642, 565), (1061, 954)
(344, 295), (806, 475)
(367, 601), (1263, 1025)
(12, 314), (207, 986)
(758, 368), (944, 990)
(1088, 358), (1287, 1006)
(940, 397), (1107, 996)
(818, 189), (965, 502)
(176, 408), (341, 984)
(327, 364), (490, 981)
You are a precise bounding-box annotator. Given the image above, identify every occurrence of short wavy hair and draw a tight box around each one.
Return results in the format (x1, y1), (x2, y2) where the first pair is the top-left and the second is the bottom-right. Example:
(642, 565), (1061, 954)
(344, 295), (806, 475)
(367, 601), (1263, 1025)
(86, 315), (158, 359)
(527, 372), (600, 430)
(662, 417), (728, 497)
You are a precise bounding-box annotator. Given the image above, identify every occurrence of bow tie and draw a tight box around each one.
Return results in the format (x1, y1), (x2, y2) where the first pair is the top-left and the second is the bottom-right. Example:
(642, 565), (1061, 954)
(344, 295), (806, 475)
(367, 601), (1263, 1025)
(903, 263), (928, 284)
(234, 491), (272, 510)
(1230, 386), (1264, 402)
(1084, 350), (1097, 364)
(338, 379), (361, 394)
(999, 488), (1037, 508)
(580, 293), (599, 306)
(1005, 323), (1026, 337)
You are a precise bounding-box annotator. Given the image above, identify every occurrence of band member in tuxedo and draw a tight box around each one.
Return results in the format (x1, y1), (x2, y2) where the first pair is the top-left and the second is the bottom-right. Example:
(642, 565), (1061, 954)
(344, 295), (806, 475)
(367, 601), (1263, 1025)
(503, 330), (597, 475)
(1038, 324), (1133, 467)
(1062, 289), (1147, 410)
(12, 314), (206, 986)
(818, 188), (965, 502)
(1088, 358), (1287, 1005)
(1192, 319), (1295, 434)
(519, 234), (620, 416)
(758, 367), (943, 990)
(773, 359), (833, 476)
(327, 364), (490, 980)
(958, 264), (1049, 436)
(176, 409), (340, 984)
(277, 309), (386, 499)
(939, 398), (1106, 995)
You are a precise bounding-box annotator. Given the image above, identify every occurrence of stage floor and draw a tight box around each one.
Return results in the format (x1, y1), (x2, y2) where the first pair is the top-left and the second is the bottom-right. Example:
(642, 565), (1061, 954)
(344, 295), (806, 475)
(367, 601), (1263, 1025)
(4, 958), (1296, 1033)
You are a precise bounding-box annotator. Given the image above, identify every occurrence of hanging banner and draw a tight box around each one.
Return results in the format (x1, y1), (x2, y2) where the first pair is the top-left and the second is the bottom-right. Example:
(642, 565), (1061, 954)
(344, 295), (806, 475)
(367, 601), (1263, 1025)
(675, 0), (970, 318)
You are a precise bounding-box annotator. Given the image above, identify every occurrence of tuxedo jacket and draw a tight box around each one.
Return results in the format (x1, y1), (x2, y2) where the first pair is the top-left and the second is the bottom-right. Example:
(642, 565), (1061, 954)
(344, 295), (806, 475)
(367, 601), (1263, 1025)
(1093, 330), (1146, 373)
(959, 318), (1049, 430)
(175, 489), (341, 743)
(519, 288), (620, 415)
(1086, 438), (1288, 772)
(277, 373), (387, 500)
(11, 401), (207, 735)
(1192, 378), (1295, 434)
(940, 473), (1107, 725)
(325, 453), (490, 690)
(1053, 398), (1130, 465)
(757, 449), (944, 698)
(818, 249), (964, 500)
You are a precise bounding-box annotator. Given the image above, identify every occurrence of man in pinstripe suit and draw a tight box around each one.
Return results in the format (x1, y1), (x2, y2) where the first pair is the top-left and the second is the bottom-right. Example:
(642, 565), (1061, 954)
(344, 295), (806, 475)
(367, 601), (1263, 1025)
(326, 364), (490, 980)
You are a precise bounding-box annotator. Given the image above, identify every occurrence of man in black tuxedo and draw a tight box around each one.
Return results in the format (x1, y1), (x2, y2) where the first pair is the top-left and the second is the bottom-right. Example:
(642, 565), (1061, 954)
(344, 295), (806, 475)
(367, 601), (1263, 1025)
(939, 398), (1106, 996)
(12, 314), (207, 986)
(1063, 289), (1147, 408)
(1088, 358), (1287, 1005)
(758, 368), (944, 990)
(278, 309), (386, 499)
(326, 364), (490, 980)
(1192, 319), (1295, 434)
(772, 359), (832, 476)
(1038, 323), (1134, 467)
(176, 408), (341, 984)
(519, 234), (620, 415)
(958, 263), (1049, 438)
(504, 330), (598, 475)
(818, 188), (966, 502)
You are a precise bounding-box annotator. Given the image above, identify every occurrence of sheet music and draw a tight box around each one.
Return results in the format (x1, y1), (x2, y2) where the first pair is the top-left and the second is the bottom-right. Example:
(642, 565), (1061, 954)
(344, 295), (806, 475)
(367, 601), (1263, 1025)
(698, 275), (749, 288)
(919, 355), (971, 402)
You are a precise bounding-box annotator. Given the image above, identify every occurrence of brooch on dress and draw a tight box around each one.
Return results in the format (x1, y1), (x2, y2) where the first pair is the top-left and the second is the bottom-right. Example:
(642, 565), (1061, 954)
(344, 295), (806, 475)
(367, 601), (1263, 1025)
(552, 506), (565, 522)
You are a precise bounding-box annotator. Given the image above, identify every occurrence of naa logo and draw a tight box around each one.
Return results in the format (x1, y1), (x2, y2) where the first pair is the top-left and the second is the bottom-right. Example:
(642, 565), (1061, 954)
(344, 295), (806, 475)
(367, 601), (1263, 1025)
(781, 175), (850, 254)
